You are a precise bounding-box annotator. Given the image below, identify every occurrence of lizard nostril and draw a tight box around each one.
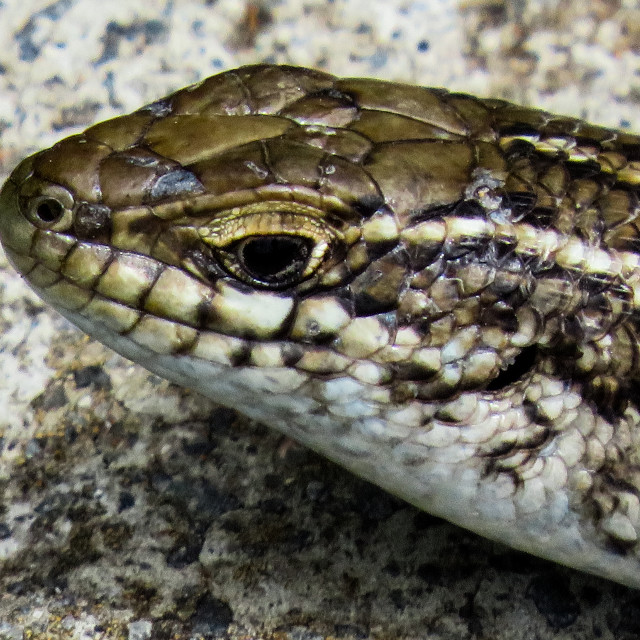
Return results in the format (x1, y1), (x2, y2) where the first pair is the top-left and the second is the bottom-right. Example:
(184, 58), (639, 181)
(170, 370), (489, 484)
(19, 182), (75, 230)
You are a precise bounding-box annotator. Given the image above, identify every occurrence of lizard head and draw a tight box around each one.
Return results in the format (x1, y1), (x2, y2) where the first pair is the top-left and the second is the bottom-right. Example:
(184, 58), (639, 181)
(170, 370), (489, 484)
(0, 129), (531, 408)
(1, 64), (634, 426)
(0, 66), (539, 408)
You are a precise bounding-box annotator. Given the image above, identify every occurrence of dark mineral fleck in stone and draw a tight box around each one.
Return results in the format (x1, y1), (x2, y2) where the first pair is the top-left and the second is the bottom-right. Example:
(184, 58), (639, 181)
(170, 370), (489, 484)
(73, 365), (112, 389)
(190, 594), (233, 636)
(526, 573), (580, 629)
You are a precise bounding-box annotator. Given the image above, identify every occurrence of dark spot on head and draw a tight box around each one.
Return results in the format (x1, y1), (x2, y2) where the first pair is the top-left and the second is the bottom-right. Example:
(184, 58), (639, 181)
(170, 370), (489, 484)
(149, 169), (205, 201)
(489, 269), (523, 295)
(530, 263), (569, 279)
(500, 124), (541, 139)
(620, 143), (640, 162)
(503, 138), (536, 160)
(74, 203), (112, 240)
(195, 299), (212, 328)
(483, 438), (516, 459)
(351, 248), (408, 315)
(497, 251), (525, 274)
(559, 313), (584, 342)
(565, 158), (602, 180)
(405, 241), (444, 272)
(127, 212), (164, 236)
(604, 474), (640, 497)
(352, 193), (385, 217)
(605, 536), (637, 555)
(392, 361), (439, 382)
(118, 491), (135, 512)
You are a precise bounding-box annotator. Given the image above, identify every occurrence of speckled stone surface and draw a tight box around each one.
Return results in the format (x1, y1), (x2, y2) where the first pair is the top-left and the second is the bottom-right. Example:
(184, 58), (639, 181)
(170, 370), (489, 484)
(2, 1), (640, 638)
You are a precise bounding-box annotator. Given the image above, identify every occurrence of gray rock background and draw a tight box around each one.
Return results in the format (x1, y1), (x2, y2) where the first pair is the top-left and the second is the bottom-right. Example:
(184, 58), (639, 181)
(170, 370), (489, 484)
(1, 1), (640, 638)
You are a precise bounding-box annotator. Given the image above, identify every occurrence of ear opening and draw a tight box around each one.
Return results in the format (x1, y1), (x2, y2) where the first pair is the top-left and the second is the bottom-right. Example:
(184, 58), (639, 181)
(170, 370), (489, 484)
(486, 345), (539, 391)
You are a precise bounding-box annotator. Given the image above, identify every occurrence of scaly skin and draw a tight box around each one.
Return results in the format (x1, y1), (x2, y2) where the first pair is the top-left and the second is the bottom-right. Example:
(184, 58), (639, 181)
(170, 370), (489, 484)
(1, 64), (640, 587)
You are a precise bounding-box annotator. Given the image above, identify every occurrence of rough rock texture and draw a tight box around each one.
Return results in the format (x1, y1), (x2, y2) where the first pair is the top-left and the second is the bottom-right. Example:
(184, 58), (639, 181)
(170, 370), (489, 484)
(2, 1), (640, 638)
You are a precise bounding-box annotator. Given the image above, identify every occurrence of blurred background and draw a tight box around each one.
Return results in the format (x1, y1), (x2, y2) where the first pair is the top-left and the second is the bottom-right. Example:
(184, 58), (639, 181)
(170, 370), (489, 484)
(1, 2), (640, 639)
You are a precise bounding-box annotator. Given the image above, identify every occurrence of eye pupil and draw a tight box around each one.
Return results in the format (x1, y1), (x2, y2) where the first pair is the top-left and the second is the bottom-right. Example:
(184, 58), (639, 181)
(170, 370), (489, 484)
(35, 198), (64, 223)
(239, 235), (311, 285)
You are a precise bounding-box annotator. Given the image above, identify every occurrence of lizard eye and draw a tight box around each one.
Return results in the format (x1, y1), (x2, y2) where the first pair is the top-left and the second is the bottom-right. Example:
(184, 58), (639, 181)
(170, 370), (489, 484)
(196, 205), (340, 289)
(19, 182), (75, 231)
(208, 230), (331, 290)
(236, 235), (313, 286)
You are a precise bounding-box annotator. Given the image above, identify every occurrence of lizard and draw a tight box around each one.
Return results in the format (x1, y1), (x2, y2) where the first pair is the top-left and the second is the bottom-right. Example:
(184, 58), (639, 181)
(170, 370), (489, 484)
(1, 64), (639, 588)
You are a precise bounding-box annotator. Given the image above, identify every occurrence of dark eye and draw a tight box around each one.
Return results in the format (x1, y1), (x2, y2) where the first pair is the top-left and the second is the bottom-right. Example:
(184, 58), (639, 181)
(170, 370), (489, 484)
(34, 198), (65, 223)
(237, 235), (313, 286)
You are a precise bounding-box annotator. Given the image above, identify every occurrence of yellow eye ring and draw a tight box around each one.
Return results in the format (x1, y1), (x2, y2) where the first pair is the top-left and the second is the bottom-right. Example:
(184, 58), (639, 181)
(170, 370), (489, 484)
(196, 203), (343, 289)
